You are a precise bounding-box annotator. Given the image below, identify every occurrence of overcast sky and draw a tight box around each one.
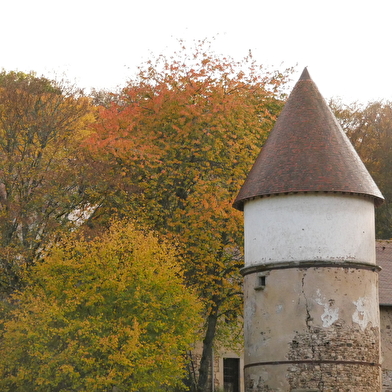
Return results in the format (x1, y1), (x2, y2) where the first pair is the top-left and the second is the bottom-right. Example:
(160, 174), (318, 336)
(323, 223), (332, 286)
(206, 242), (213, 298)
(2, 0), (392, 103)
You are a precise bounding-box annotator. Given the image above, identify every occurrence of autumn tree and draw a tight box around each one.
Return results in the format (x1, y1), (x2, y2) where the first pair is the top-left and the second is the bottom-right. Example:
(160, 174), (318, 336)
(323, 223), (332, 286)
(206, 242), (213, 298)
(0, 220), (201, 392)
(89, 40), (292, 391)
(331, 99), (392, 238)
(0, 70), (95, 296)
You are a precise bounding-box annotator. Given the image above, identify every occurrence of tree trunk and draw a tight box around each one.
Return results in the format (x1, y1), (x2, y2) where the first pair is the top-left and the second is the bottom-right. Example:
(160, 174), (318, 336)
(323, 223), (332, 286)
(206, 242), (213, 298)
(197, 307), (218, 392)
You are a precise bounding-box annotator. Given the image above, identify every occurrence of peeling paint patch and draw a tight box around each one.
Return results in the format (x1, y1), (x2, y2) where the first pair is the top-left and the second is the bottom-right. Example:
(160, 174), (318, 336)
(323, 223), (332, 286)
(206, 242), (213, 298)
(315, 289), (339, 327)
(276, 304), (283, 314)
(353, 297), (370, 331)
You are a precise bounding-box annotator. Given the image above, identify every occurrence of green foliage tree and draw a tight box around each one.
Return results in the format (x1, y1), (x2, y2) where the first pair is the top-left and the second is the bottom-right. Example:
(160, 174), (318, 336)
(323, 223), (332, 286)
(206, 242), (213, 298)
(331, 99), (392, 238)
(0, 70), (95, 296)
(89, 40), (292, 391)
(0, 220), (201, 392)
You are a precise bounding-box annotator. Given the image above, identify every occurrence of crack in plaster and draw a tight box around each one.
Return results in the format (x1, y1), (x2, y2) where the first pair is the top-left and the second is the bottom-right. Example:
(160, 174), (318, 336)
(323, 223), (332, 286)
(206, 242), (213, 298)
(302, 274), (312, 329)
(301, 274), (316, 361)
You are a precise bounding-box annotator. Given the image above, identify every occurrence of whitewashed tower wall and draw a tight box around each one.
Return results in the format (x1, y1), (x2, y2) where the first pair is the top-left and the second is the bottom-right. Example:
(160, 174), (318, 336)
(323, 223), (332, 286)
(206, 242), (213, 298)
(233, 68), (384, 392)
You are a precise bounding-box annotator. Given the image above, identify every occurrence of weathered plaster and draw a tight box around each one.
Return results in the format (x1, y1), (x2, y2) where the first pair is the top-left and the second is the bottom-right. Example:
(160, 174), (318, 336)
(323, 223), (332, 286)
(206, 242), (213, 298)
(243, 267), (381, 391)
(353, 297), (373, 331)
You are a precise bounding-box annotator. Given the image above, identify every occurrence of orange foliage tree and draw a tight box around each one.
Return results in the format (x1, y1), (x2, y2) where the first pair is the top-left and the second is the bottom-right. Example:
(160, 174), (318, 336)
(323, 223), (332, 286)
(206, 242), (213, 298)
(89, 40), (292, 391)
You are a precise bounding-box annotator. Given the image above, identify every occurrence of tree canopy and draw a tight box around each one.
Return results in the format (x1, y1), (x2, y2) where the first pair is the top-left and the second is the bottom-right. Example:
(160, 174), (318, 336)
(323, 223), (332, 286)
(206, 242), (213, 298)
(331, 99), (392, 238)
(0, 220), (201, 392)
(0, 70), (95, 296)
(88, 40), (292, 391)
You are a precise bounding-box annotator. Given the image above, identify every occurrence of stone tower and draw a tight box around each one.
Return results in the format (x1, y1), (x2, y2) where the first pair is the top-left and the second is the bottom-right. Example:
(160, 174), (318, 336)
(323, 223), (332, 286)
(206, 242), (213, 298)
(233, 68), (384, 392)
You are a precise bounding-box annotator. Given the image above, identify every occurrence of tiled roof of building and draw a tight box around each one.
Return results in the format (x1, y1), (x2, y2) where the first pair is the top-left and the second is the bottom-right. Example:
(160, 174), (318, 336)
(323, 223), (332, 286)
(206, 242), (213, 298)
(233, 68), (384, 211)
(377, 240), (392, 306)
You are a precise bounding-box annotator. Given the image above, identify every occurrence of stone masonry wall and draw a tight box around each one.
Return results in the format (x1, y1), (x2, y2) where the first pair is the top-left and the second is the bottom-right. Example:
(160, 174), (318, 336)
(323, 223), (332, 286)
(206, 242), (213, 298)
(286, 321), (380, 391)
(381, 307), (392, 392)
(288, 321), (379, 363)
(246, 361), (380, 392)
(245, 320), (380, 392)
(383, 370), (392, 392)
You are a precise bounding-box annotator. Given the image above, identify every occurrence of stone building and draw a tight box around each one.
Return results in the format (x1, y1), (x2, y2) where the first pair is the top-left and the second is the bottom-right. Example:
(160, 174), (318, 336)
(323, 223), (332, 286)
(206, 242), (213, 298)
(196, 242), (392, 392)
(378, 240), (392, 391)
(189, 342), (244, 392)
(233, 68), (384, 391)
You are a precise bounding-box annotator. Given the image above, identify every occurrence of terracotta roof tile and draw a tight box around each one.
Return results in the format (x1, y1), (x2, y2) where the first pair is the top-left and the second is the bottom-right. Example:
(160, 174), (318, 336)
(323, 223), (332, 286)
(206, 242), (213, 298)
(233, 68), (384, 210)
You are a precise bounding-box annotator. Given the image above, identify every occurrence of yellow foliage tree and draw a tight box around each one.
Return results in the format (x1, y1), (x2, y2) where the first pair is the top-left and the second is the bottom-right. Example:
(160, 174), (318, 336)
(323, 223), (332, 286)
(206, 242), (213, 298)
(0, 220), (201, 392)
(0, 70), (95, 296)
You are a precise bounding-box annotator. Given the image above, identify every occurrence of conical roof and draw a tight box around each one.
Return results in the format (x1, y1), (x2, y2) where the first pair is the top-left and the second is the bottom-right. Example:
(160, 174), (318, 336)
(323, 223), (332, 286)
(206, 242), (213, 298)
(233, 68), (384, 211)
